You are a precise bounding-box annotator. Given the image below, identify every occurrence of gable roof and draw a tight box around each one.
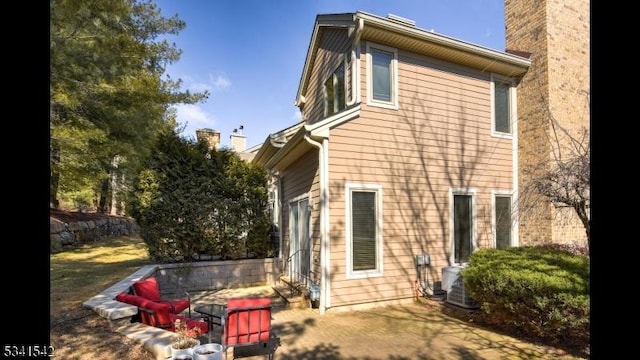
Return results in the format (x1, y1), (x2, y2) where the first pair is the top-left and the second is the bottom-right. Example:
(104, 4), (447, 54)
(254, 11), (533, 170)
(251, 121), (305, 168)
(295, 11), (531, 105)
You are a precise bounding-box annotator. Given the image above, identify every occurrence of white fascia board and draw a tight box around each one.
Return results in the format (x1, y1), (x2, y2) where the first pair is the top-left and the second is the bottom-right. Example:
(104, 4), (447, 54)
(307, 105), (361, 138)
(355, 11), (531, 69)
(296, 14), (357, 108)
(264, 105), (361, 168)
(253, 122), (305, 165)
(263, 128), (307, 169)
(252, 135), (277, 165)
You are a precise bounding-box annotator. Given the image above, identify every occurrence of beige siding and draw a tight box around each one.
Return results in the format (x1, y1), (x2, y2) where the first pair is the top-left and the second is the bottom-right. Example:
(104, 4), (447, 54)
(303, 28), (352, 125)
(326, 43), (515, 308)
(280, 149), (322, 283)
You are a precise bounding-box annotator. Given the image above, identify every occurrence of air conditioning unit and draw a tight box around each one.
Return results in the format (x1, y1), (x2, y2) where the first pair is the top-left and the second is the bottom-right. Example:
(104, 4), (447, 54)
(442, 266), (479, 309)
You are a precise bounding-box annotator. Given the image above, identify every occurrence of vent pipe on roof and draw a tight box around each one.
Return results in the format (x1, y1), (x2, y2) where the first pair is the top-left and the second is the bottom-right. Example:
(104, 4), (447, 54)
(387, 14), (416, 27)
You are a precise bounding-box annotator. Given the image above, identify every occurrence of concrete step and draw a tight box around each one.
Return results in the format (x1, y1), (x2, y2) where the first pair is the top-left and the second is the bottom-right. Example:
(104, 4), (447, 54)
(272, 282), (309, 309)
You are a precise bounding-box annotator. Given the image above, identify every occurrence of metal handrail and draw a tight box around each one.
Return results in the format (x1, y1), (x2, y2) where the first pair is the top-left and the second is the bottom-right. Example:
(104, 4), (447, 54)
(285, 249), (310, 296)
(286, 249), (307, 262)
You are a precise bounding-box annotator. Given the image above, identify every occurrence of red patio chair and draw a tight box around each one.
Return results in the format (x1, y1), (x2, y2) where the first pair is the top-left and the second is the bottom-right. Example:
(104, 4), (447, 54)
(132, 276), (191, 316)
(222, 297), (280, 360)
(115, 293), (207, 334)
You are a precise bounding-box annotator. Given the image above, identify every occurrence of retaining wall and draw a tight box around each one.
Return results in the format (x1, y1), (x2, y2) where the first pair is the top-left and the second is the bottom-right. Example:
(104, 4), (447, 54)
(155, 258), (283, 297)
(83, 258), (283, 324)
(50, 215), (140, 253)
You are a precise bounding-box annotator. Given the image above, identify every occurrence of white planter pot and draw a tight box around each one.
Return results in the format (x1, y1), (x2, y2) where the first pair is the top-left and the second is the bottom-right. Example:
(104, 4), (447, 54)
(170, 340), (200, 359)
(192, 343), (223, 360)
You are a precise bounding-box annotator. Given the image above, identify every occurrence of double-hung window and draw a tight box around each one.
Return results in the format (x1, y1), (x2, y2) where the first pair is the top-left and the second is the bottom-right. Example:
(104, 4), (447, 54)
(324, 62), (346, 117)
(493, 192), (514, 249)
(450, 189), (477, 264)
(492, 75), (514, 137)
(367, 43), (398, 109)
(346, 183), (383, 278)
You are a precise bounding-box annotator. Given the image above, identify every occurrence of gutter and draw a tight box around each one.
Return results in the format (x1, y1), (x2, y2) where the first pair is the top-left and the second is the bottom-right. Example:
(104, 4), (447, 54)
(354, 11), (531, 70)
(303, 134), (330, 314)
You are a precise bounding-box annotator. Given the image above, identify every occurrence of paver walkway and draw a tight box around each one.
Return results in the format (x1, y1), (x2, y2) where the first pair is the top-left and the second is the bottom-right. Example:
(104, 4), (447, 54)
(183, 285), (586, 360)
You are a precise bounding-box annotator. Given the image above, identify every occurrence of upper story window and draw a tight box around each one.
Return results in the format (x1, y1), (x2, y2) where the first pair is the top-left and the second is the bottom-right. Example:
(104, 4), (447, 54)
(324, 62), (346, 117)
(492, 75), (515, 137)
(366, 42), (398, 109)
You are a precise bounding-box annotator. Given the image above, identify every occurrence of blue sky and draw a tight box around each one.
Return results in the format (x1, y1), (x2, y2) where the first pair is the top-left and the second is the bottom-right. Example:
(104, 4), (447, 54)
(155, 0), (506, 149)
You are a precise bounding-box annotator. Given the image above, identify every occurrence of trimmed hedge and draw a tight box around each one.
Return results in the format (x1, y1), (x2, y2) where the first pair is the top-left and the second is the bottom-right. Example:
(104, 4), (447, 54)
(462, 246), (589, 346)
(128, 129), (272, 262)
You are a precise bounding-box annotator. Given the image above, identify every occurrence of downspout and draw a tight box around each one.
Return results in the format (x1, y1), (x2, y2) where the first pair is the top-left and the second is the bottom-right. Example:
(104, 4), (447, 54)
(273, 171), (284, 259)
(304, 134), (330, 314)
(346, 18), (363, 106)
(511, 81), (520, 247)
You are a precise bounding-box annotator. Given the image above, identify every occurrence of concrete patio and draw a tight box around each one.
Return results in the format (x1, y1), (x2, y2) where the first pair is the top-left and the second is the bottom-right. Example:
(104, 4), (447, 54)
(114, 285), (585, 360)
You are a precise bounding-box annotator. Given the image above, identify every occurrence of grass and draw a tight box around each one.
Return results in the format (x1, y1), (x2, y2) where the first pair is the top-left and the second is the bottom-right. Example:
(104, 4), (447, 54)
(50, 236), (152, 317)
(50, 236), (155, 360)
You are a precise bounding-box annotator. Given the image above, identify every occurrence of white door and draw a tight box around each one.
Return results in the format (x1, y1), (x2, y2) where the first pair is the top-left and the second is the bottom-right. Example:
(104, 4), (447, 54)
(289, 198), (310, 285)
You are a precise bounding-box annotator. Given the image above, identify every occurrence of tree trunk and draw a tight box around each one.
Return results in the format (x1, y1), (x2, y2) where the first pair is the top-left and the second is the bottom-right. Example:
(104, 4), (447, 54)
(50, 140), (60, 209)
(50, 171), (60, 209)
(97, 178), (111, 214)
(109, 155), (122, 215)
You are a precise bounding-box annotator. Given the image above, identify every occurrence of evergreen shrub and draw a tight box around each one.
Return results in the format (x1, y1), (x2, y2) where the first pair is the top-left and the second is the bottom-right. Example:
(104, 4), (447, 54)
(127, 129), (271, 262)
(462, 246), (589, 346)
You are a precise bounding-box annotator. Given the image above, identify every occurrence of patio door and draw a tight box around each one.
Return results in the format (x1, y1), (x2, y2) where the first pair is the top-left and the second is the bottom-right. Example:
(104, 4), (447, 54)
(289, 197), (311, 285)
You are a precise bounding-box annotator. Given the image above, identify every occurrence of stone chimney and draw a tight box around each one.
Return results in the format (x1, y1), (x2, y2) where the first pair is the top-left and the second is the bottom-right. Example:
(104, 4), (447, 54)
(230, 125), (246, 152)
(195, 128), (221, 151)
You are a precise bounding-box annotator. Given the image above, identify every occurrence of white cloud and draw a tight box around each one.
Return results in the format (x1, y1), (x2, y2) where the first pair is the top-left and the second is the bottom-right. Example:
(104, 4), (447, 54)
(189, 82), (213, 93)
(210, 74), (231, 90)
(175, 104), (215, 129)
(179, 73), (231, 93)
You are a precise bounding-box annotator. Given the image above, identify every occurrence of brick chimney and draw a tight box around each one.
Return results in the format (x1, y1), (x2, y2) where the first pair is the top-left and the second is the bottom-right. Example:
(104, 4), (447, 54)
(195, 128), (221, 151)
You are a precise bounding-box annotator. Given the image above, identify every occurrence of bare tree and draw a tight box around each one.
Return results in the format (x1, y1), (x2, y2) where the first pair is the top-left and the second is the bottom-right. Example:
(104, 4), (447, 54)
(519, 94), (590, 247)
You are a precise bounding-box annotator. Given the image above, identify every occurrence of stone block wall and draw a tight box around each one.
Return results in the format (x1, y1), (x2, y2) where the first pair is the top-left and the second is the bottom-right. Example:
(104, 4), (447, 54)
(153, 259), (283, 297)
(50, 216), (140, 253)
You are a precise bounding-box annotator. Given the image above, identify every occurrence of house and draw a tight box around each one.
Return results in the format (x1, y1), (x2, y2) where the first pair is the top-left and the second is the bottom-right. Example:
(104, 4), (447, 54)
(253, 11), (531, 314)
(196, 126), (260, 162)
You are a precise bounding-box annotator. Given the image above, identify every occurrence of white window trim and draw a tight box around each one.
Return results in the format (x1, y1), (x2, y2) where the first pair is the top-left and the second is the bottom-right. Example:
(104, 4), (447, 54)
(346, 46), (361, 106)
(490, 73), (516, 139)
(323, 59), (347, 117)
(449, 188), (477, 265)
(322, 79), (329, 118)
(288, 192), (311, 207)
(366, 42), (398, 110)
(491, 190), (515, 248)
(287, 194), (313, 285)
(345, 182), (383, 279)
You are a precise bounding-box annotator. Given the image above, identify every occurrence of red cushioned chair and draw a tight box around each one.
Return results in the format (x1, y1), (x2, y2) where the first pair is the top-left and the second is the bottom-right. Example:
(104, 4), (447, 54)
(132, 276), (191, 316)
(221, 297), (280, 360)
(115, 293), (208, 334)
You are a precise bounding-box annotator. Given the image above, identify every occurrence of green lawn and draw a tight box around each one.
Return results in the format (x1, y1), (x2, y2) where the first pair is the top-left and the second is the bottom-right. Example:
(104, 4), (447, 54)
(50, 236), (152, 317)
